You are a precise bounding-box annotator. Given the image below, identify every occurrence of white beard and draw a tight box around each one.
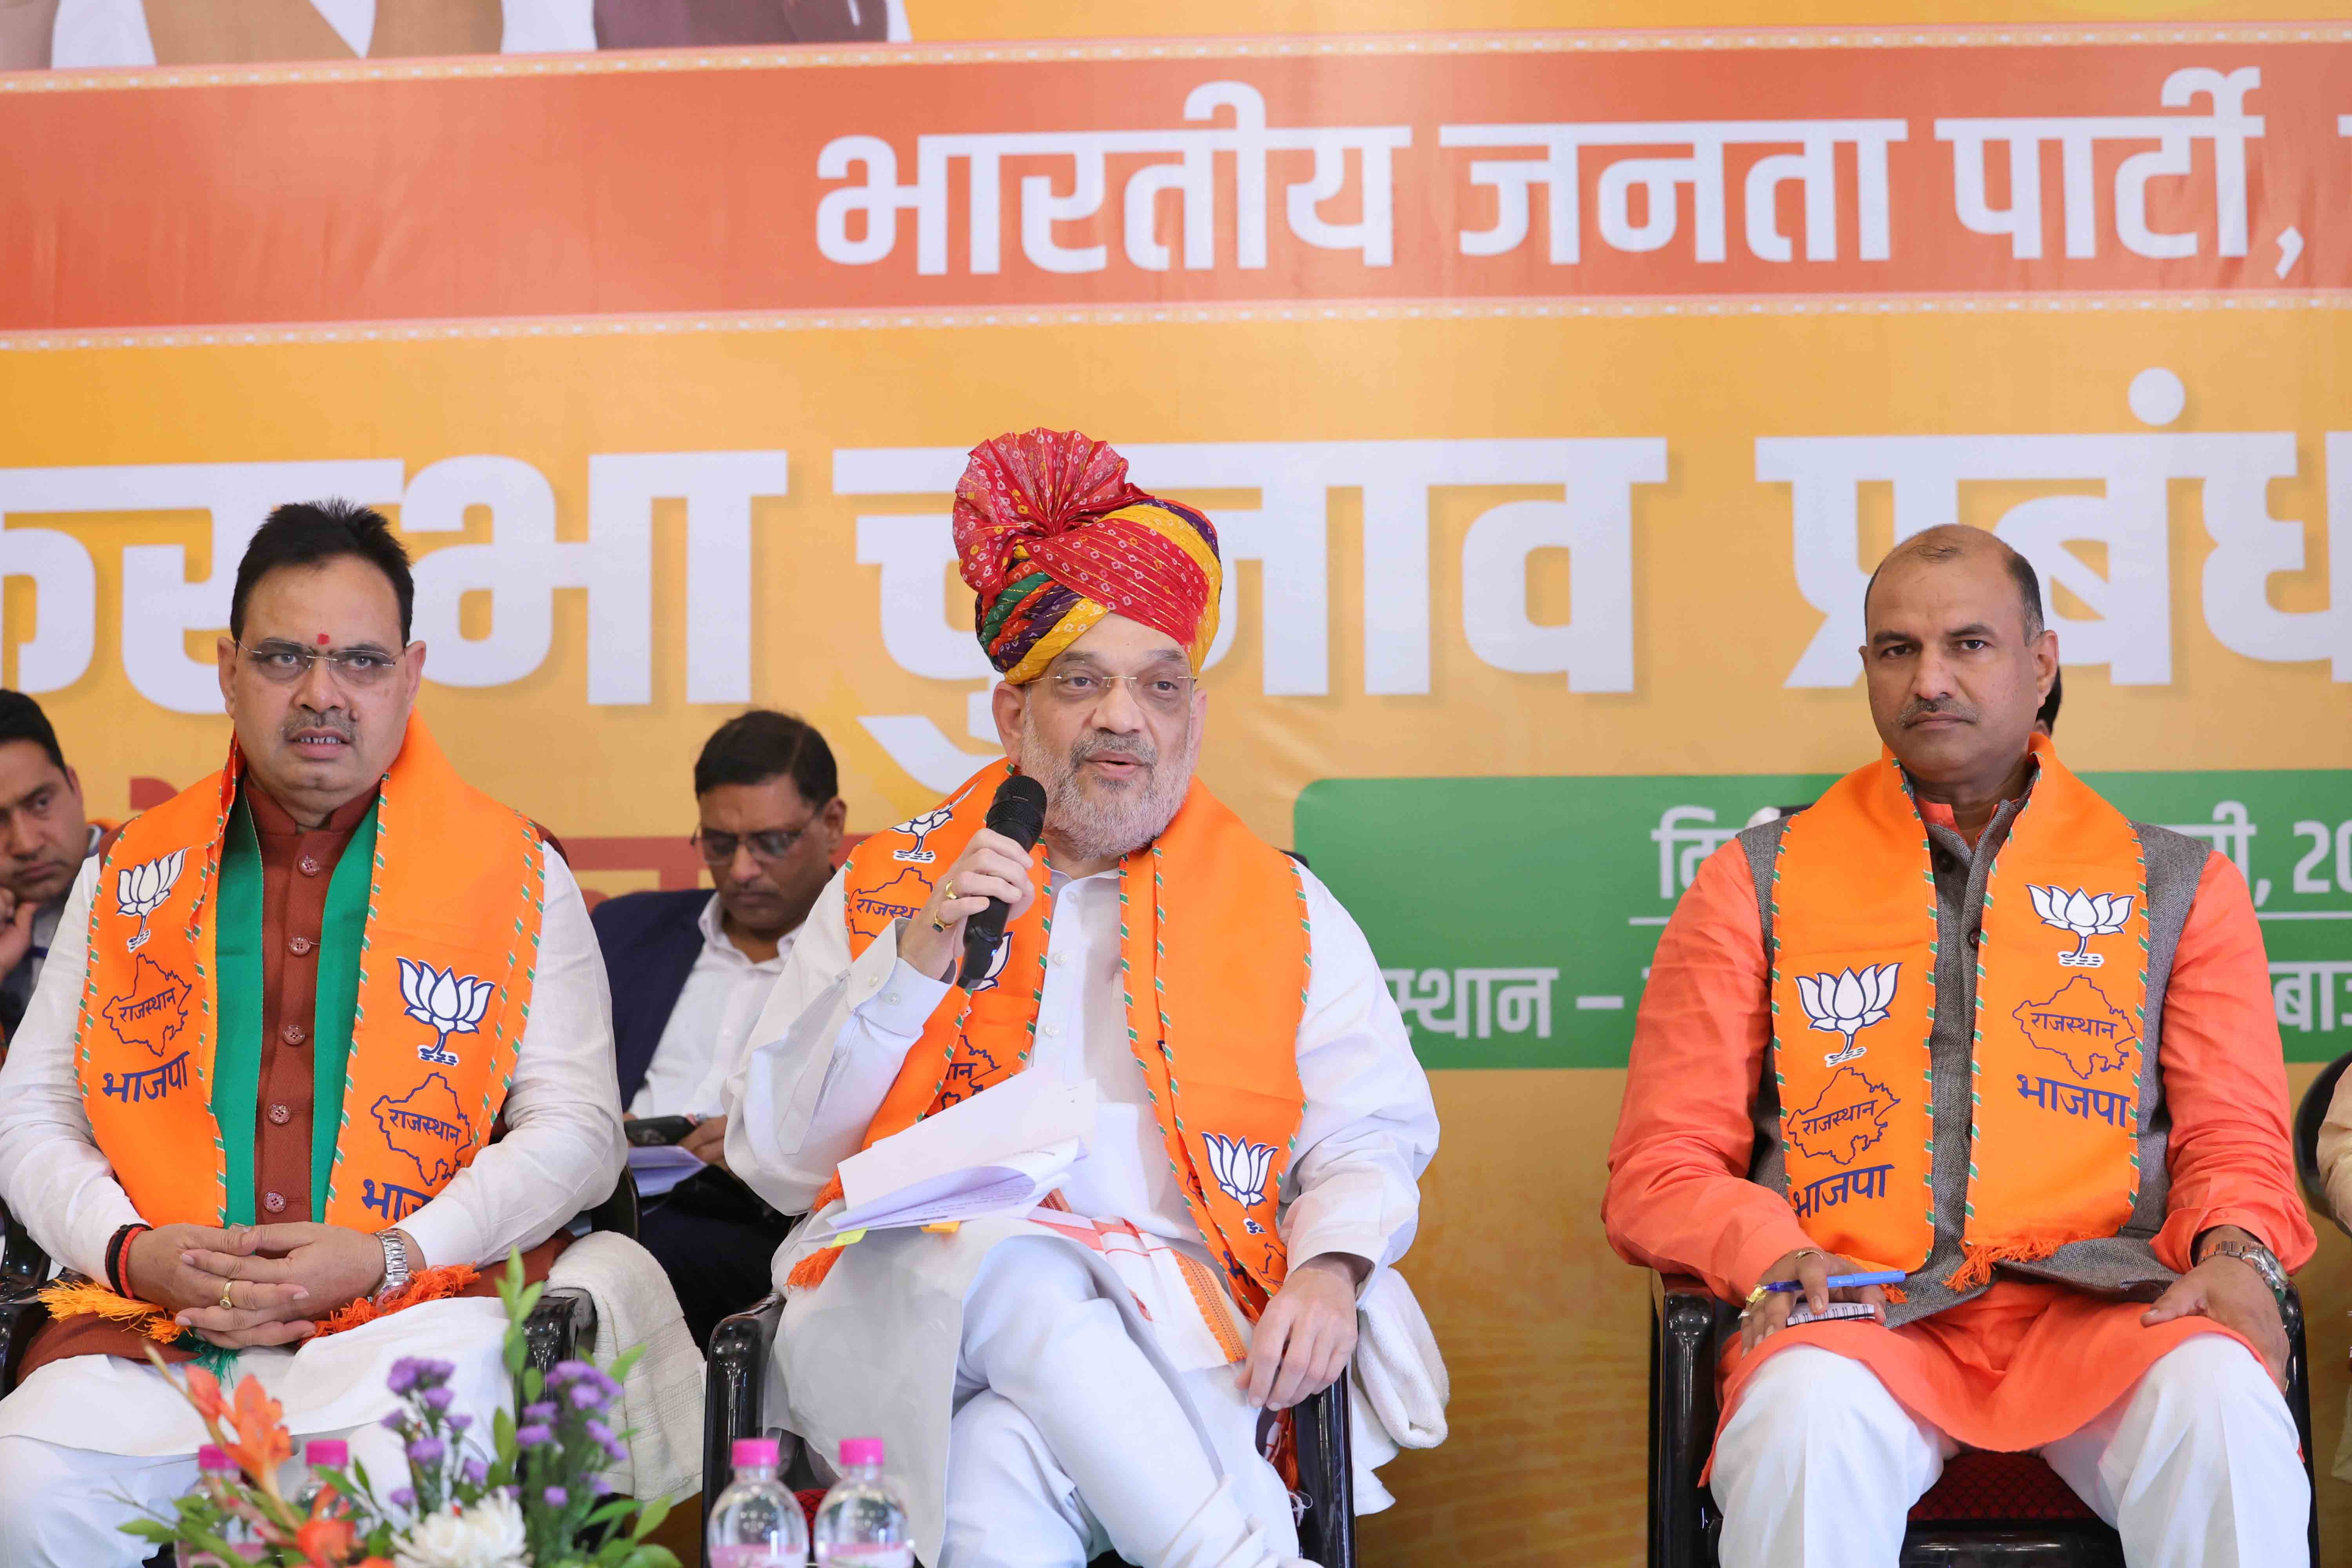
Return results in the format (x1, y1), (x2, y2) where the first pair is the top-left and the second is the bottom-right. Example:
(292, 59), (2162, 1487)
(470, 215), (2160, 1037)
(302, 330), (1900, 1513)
(1020, 709), (1199, 865)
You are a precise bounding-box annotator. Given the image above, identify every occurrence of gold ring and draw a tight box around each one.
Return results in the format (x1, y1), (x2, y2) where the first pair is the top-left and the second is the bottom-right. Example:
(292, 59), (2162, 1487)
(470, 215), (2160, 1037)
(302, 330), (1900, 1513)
(219, 1283), (235, 1311)
(943, 877), (958, 902)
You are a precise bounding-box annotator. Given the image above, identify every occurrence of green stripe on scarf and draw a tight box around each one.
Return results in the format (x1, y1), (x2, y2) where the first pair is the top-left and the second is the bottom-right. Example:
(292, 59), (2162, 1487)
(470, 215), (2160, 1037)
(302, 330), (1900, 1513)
(212, 802), (262, 1228)
(210, 794), (379, 1226)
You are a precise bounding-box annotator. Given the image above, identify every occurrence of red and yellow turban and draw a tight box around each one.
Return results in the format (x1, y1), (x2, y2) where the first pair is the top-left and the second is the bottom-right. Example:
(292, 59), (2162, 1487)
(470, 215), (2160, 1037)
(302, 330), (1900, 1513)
(953, 428), (1222, 685)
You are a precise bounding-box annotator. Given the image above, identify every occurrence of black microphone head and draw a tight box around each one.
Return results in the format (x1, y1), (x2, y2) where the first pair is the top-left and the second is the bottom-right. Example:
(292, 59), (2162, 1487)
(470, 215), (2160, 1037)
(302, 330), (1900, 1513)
(985, 773), (1049, 850)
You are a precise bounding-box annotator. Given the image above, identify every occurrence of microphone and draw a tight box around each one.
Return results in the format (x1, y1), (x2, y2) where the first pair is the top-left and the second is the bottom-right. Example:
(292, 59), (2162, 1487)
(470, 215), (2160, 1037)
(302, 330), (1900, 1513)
(958, 773), (1049, 988)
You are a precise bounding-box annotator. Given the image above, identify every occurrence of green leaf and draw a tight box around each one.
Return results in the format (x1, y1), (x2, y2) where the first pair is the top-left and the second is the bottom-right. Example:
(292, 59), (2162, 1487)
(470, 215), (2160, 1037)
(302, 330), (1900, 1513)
(584, 1498), (635, 1528)
(523, 1365), (544, 1401)
(630, 1494), (673, 1540)
(608, 1343), (646, 1383)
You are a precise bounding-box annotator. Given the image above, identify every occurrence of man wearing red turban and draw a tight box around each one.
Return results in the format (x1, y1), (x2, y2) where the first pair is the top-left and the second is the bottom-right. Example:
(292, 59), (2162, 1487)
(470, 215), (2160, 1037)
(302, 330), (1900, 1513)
(726, 430), (1443, 1567)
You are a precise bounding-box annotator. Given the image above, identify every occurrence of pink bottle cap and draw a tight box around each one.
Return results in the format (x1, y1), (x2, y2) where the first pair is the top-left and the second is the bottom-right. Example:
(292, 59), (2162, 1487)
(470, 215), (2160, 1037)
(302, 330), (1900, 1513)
(732, 1437), (781, 1468)
(306, 1439), (348, 1467)
(196, 1444), (233, 1471)
(839, 1437), (885, 1468)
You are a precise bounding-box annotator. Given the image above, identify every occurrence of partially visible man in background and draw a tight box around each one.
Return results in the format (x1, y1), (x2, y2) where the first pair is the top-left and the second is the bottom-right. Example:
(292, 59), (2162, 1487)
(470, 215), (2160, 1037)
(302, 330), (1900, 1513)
(594, 708), (846, 1345)
(0, 692), (99, 1045)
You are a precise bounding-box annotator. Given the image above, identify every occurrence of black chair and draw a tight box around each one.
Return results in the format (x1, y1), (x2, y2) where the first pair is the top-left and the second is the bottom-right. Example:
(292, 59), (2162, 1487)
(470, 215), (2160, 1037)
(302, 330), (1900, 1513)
(2292, 1049), (2352, 1238)
(1649, 1270), (2318, 1568)
(702, 1290), (1357, 1568)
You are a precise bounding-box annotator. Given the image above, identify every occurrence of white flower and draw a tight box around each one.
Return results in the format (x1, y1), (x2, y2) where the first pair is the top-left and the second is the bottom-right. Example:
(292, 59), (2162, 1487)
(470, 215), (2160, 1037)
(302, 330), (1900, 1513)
(394, 1491), (528, 1568)
(1201, 1132), (1276, 1206)
(399, 958), (496, 1061)
(1795, 964), (1900, 1058)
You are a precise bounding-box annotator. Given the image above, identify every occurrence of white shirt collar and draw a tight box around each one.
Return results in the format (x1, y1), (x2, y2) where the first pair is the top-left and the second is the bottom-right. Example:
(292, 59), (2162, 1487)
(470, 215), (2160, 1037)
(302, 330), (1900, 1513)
(697, 891), (797, 970)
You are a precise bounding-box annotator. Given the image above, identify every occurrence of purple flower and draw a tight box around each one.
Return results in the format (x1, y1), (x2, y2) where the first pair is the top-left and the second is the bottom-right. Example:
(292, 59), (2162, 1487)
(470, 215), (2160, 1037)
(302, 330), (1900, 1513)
(567, 1382), (603, 1409)
(553, 1359), (592, 1383)
(515, 1423), (554, 1448)
(461, 1457), (489, 1485)
(543, 1486), (569, 1507)
(422, 1387), (454, 1411)
(604, 1439), (628, 1464)
(421, 1357), (456, 1381)
(388, 1487), (416, 1509)
(522, 1402), (557, 1423)
(584, 1419), (613, 1444)
(379, 1411), (408, 1431)
(448, 1413), (474, 1433)
(387, 1359), (422, 1395)
(407, 1437), (445, 1466)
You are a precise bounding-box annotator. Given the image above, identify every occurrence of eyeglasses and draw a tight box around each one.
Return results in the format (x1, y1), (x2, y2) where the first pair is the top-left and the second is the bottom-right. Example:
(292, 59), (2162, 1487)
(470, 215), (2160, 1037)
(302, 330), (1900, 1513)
(234, 639), (407, 689)
(1042, 669), (1197, 716)
(692, 817), (822, 866)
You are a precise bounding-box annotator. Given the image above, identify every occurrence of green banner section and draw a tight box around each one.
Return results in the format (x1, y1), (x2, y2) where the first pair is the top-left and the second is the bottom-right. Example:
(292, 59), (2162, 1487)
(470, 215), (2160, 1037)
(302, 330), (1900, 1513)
(1294, 770), (2352, 1069)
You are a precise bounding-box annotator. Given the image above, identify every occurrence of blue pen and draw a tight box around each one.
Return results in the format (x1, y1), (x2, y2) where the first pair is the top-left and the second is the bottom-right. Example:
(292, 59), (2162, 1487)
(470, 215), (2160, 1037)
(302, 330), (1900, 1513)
(1762, 1270), (1904, 1293)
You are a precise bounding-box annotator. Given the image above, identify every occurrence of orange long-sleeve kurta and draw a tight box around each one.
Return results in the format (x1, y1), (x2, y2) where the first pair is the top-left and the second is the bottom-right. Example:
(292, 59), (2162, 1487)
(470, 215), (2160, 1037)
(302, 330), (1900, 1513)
(1605, 818), (2317, 1451)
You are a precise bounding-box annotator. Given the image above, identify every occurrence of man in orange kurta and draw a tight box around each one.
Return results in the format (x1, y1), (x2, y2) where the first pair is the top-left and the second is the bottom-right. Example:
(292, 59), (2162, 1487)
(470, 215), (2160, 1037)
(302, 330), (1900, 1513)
(1606, 524), (2315, 1568)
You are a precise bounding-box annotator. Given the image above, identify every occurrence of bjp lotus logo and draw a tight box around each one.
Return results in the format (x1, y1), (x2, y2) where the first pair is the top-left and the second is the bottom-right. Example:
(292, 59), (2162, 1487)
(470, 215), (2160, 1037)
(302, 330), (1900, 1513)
(2028, 886), (2134, 969)
(1202, 1132), (1277, 1207)
(399, 958), (494, 1065)
(891, 804), (953, 864)
(114, 849), (186, 952)
(1795, 964), (1900, 1067)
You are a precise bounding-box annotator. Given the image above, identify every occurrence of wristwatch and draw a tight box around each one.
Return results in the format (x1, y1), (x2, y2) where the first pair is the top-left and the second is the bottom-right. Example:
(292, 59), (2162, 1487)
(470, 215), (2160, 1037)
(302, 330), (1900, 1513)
(376, 1230), (413, 1301)
(2201, 1237), (2289, 1310)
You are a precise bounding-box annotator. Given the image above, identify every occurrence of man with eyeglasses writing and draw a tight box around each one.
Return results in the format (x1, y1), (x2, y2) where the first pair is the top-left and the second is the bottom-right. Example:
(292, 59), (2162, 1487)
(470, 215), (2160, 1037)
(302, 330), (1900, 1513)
(0, 501), (624, 1564)
(728, 430), (1439, 1568)
(592, 709), (846, 1345)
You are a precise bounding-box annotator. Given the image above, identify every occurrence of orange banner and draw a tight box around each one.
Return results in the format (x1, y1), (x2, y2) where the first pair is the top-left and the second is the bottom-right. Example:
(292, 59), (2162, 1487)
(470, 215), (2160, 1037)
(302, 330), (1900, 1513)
(4, 31), (2348, 332)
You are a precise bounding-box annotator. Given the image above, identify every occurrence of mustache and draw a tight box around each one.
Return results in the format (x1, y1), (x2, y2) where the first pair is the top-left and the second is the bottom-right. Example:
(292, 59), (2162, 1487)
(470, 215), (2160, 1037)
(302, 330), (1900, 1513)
(1072, 733), (1156, 768)
(1900, 697), (1978, 727)
(281, 709), (357, 742)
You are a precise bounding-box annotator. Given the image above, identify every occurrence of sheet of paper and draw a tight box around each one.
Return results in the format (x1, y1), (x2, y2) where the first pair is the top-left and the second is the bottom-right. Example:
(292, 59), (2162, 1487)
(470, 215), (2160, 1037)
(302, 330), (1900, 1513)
(627, 1142), (706, 1199)
(814, 1140), (1084, 1239)
(839, 1069), (1096, 1214)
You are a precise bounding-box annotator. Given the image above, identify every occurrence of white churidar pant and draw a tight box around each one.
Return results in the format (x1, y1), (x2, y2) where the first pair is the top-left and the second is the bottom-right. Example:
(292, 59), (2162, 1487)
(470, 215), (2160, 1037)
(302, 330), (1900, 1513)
(1711, 1337), (2308, 1568)
(939, 1238), (1300, 1568)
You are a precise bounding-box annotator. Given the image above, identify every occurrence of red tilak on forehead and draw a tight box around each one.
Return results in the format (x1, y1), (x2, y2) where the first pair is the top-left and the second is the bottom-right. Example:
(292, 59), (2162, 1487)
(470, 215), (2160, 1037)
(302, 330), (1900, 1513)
(316, 633), (330, 645)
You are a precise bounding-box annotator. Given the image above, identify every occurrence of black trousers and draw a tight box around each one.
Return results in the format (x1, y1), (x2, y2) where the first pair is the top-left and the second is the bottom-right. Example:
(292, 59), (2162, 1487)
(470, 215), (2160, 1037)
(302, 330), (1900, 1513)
(637, 1174), (797, 1350)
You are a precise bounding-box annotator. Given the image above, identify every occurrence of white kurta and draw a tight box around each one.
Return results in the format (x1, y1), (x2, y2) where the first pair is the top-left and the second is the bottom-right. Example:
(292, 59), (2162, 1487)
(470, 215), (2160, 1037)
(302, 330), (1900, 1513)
(0, 844), (626, 1559)
(627, 892), (794, 1120)
(726, 858), (1439, 1564)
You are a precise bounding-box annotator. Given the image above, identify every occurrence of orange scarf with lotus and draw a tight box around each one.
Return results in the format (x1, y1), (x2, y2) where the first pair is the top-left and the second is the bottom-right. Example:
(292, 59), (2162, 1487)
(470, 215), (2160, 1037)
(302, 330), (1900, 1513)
(1769, 735), (2150, 1290)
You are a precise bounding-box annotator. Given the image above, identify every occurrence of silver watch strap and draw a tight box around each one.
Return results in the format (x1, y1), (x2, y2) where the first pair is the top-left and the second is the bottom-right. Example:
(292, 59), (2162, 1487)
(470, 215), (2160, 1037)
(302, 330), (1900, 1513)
(376, 1230), (411, 1298)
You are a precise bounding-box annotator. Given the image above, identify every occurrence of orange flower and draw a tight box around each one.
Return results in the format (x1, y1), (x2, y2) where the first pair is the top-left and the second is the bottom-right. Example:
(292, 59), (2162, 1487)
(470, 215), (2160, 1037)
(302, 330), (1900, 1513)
(224, 1373), (294, 1480)
(294, 1514), (357, 1564)
(183, 1363), (231, 1426)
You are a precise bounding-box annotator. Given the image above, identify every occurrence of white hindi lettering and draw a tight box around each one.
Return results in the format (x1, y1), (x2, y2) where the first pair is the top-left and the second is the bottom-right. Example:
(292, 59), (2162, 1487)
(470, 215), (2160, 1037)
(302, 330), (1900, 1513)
(816, 82), (1412, 276)
(1934, 66), (2260, 262)
(833, 440), (1664, 789)
(1651, 806), (1746, 899)
(1382, 967), (1560, 1041)
(2273, 962), (2352, 1034)
(0, 454), (787, 713)
(1765, 374), (2352, 689)
(1439, 118), (1906, 265)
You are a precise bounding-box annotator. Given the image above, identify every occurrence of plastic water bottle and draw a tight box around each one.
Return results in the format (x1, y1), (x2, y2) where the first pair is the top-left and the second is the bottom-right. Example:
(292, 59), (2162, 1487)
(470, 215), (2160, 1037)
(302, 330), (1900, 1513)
(812, 1437), (912, 1568)
(706, 1436), (809, 1567)
(296, 1438), (348, 1512)
(196, 1445), (247, 1543)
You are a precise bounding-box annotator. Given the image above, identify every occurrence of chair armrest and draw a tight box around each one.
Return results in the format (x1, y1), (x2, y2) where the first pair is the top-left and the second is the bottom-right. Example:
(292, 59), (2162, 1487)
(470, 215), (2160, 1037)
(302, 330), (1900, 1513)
(521, 1284), (597, 1381)
(0, 1206), (51, 1292)
(585, 1171), (642, 1241)
(0, 1285), (53, 1397)
(1292, 1367), (1355, 1568)
(1650, 1272), (1725, 1568)
(703, 1293), (787, 1568)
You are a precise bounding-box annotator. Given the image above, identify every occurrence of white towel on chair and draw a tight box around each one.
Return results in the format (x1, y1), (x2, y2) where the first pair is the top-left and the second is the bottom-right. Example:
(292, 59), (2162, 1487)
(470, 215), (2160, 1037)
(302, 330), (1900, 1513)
(546, 1232), (707, 1503)
(1344, 1267), (1449, 1514)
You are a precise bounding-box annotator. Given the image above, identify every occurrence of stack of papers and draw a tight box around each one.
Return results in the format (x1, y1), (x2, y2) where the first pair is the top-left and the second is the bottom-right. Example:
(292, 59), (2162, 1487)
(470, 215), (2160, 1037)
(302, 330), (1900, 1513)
(626, 1143), (708, 1199)
(809, 1071), (1098, 1240)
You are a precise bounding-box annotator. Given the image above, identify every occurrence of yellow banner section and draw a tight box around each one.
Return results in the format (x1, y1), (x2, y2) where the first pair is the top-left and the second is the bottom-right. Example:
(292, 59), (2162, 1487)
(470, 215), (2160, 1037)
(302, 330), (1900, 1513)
(3, 305), (2345, 869)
